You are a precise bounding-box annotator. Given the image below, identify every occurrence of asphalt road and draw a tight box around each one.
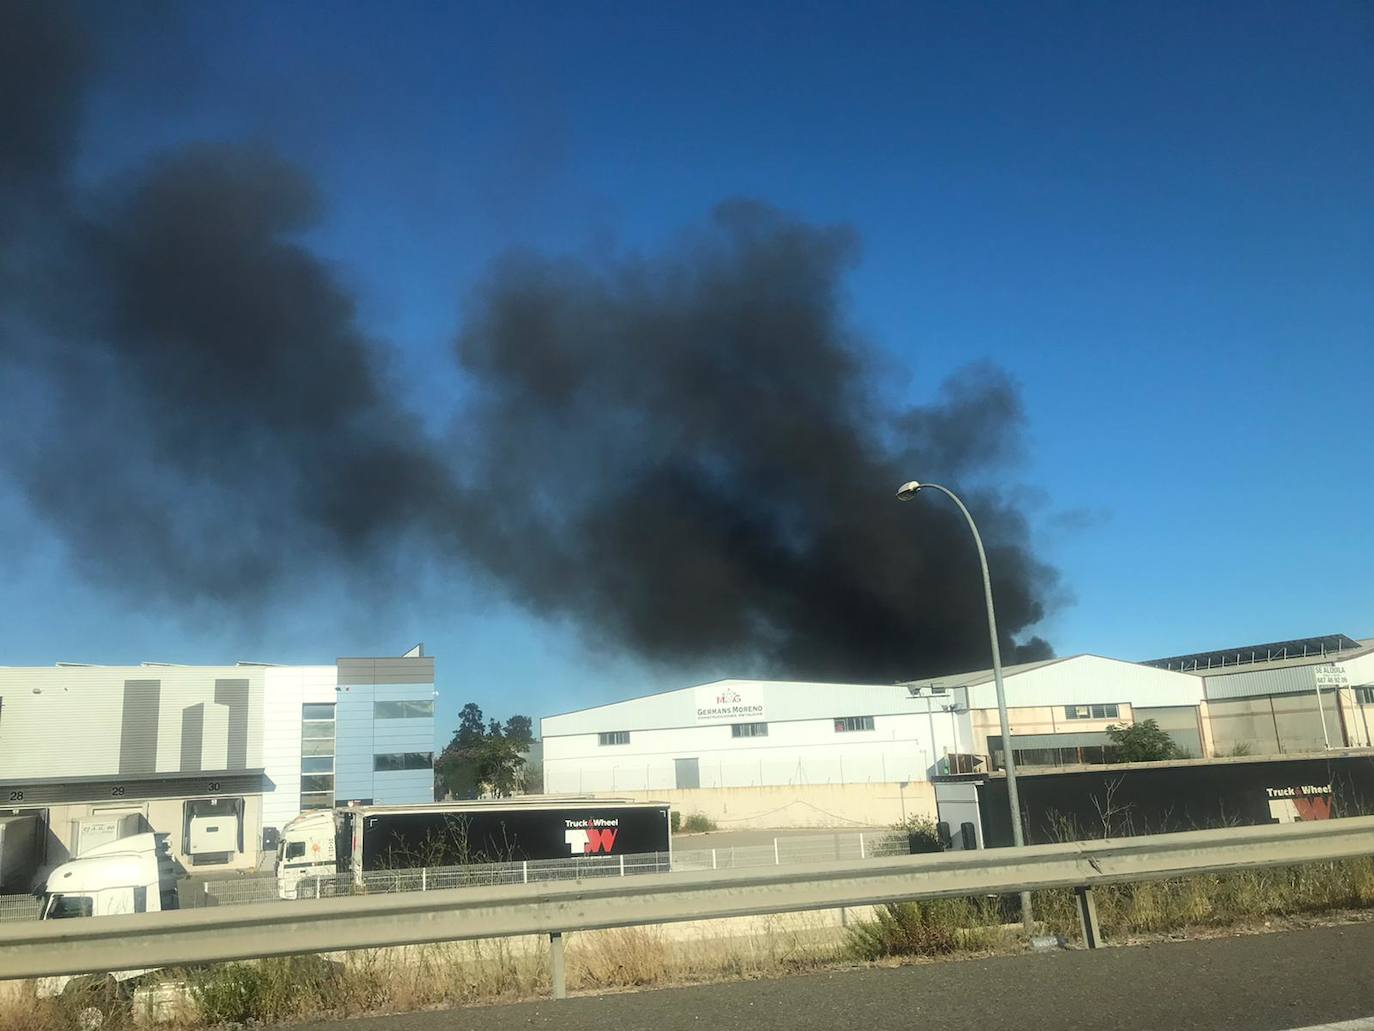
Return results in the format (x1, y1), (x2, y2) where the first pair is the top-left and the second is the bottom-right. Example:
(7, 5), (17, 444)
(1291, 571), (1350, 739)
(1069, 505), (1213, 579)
(294, 922), (1374, 1031)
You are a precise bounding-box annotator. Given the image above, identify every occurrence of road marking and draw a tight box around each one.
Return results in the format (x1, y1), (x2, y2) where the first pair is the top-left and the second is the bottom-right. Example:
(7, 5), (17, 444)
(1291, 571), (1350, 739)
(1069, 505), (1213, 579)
(1277, 1020), (1374, 1031)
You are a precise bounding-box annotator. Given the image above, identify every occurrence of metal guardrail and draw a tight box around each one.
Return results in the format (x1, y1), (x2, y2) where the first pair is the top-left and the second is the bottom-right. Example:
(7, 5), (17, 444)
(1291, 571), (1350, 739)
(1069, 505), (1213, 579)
(4, 816), (1372, 998)
(0, 831), (907, 922)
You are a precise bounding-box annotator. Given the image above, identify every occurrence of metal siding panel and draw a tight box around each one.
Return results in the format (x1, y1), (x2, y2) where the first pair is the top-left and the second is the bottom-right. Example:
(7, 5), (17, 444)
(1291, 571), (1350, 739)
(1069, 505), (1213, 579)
(119, 680), (161, 776)
(214, 679), (251, 770)
(1204, 666), (1320, 700)
(180, 704), (204, 773)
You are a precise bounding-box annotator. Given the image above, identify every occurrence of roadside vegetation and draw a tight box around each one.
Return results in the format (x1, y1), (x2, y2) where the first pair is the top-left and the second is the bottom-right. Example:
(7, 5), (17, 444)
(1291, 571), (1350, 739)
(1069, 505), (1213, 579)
(4, 858), (1374, 1030)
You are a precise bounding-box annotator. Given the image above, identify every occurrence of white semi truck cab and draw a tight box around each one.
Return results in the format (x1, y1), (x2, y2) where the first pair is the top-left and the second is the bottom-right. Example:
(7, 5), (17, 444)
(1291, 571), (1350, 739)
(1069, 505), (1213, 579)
(275, 810), (339, 899)
(37, 832), (178, 919)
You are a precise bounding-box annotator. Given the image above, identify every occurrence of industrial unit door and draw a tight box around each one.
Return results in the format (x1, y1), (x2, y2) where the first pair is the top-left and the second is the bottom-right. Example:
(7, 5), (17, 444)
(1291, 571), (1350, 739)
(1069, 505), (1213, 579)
(674, 758), (700, 790)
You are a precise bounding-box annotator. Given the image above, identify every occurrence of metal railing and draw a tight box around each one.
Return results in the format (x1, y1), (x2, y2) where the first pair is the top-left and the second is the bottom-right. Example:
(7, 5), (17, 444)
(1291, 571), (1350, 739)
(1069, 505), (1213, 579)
(3, 815), (1373, 999)
(0, 831), (911, 922)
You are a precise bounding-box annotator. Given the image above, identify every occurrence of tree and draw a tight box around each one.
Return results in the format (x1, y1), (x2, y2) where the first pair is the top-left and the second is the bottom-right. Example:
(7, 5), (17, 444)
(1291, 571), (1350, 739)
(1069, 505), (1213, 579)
(503, 715), (534, 749)
(1106, 719), (1181, 763)
(434, 703), (535, 799)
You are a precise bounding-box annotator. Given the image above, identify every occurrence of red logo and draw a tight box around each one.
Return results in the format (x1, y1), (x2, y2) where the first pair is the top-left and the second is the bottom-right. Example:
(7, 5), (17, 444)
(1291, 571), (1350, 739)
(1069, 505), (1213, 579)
(585, 827), (618, 853)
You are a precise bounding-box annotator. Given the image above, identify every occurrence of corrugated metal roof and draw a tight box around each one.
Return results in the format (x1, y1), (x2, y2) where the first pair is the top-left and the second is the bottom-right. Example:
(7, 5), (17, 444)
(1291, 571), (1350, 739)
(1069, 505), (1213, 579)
(898, 655), (1072, 690)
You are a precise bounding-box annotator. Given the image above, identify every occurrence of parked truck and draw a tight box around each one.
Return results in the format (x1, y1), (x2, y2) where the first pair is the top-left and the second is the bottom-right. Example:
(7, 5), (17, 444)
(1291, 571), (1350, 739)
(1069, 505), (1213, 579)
(276, 798), (672, 899)
(0, 812), (42, 893)
(36, 832), (179, 919)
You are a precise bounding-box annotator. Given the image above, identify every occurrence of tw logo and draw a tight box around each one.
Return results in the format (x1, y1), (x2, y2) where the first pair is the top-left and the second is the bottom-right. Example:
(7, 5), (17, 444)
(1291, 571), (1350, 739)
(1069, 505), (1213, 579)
(565, 827), (619, 854)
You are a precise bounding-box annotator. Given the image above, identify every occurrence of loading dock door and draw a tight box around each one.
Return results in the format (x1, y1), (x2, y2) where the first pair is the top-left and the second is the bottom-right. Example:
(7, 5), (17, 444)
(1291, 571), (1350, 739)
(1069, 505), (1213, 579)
(674, 758), (700, 790)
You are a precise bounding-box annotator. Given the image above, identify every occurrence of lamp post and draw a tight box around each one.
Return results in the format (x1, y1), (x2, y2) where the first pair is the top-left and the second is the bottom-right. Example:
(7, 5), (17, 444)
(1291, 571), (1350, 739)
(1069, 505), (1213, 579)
(896, 480), (1034, 934)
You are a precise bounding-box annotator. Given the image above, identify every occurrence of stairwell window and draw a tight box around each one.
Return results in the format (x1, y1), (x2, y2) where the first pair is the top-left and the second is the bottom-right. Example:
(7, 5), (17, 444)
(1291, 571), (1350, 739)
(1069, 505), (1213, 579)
(834, 716), (875, 733)
(731, 723), (768, 738)
(599, 731), (630, 746)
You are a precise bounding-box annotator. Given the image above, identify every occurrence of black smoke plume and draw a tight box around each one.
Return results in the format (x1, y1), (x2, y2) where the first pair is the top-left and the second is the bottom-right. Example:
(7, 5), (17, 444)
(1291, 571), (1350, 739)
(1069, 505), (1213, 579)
(1, 3), (1056, 680)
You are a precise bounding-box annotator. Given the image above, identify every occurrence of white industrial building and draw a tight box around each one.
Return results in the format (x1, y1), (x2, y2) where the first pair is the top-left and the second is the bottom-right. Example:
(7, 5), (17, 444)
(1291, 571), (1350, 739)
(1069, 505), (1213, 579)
(542, 636), (1374, 803)
(0, 651), (435, 884)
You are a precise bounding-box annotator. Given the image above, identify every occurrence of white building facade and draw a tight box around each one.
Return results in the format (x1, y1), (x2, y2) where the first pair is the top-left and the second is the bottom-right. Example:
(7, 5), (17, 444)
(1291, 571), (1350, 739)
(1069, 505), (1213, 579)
(0, 651), (435, 881)
(542, 679), (972, 793)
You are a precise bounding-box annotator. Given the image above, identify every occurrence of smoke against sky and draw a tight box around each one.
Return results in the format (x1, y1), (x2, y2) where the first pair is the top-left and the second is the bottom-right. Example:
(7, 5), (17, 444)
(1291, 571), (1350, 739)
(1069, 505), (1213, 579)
(0, 2), (1057, 682)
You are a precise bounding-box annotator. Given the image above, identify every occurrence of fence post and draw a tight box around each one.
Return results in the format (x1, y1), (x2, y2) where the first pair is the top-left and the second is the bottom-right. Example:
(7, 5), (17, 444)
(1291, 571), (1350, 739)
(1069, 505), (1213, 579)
(859, 833), (866, 860)
(314, 876), (321, 899)
(522, 860), (529, 884)
(619, 854), (625, 877)
(773, 838), (780, 865)
(1075, 886), (1102, 949)
(421, 867), (427, 892)
(549, 932), (566, 999)
(711, 848), (717, 870)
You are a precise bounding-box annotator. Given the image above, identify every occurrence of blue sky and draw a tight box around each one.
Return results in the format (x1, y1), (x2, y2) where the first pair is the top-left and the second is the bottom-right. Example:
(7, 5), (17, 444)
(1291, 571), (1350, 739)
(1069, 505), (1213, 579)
(2, 1), (1371, 743)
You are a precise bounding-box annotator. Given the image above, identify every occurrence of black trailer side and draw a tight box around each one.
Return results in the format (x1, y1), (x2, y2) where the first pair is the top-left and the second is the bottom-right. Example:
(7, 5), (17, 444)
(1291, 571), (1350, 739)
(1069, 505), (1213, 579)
(954, 753), (1374, 847)
(357, 803), (671, 872)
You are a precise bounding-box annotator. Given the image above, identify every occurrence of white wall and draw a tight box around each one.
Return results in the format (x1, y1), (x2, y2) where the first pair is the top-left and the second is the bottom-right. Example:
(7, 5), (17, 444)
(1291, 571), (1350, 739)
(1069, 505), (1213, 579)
(262, 666), (337, 833)
(964, 654), (1205, 710)
(544, 703), (970, 793)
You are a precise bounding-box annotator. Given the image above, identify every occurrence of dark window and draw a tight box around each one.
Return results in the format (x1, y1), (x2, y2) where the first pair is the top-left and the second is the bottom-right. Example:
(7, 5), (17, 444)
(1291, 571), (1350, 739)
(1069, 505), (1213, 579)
(731, 723), (768, 738)
(598, 731), (630, 746)
(47, 895), (94, 919)
(301, 774), (334, 793)
(1357, 686), (1374, 705)
(285, 841), (306, 860)
(302, 703), (336, 721)
(374, 699), (434, 719)
(834, 716), (875, 733)
(301, 756), (334, 773)
(373, 751), (434, 772)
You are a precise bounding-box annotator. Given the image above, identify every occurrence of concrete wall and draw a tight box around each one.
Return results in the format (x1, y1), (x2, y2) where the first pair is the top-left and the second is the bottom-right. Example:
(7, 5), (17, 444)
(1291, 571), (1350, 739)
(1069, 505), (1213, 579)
(607, 781), (938, 829)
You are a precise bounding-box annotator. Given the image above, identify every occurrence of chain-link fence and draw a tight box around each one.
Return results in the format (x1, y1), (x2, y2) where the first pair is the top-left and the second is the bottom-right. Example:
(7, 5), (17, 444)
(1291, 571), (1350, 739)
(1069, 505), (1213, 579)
(0, 894), (40, 922)
(1, 830), (911, 921)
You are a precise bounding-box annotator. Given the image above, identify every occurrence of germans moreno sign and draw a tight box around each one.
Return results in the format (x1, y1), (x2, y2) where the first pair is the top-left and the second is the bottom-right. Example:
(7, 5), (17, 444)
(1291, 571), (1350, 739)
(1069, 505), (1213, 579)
(695, 683), (765, 724)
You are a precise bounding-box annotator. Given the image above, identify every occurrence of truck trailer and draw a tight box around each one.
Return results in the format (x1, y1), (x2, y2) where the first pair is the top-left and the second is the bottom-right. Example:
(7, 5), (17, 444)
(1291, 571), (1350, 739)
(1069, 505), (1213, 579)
(276, 798), (672, 898)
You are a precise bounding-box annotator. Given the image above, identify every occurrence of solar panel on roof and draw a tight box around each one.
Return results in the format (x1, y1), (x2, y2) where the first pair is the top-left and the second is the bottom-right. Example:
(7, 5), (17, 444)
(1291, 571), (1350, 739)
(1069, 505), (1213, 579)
(1141, 634), (1362, 672)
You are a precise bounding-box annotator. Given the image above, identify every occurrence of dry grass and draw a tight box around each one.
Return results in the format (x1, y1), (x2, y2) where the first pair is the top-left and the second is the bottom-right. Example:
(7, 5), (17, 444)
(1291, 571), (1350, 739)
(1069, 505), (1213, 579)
(4, 858), (1374, 1030)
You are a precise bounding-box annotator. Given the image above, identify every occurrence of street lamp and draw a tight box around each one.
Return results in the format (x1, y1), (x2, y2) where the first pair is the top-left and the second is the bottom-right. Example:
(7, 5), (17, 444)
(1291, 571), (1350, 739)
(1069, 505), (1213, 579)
(896, 480), (1034, 934)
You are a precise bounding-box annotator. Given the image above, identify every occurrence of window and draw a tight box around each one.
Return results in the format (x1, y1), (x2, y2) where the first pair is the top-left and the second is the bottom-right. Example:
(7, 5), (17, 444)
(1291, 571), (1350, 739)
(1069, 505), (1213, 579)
(1357, 686), (1374, 705)
(374, 699), (434, 719)
(1064, 704), (1120, 720)
(834, 716), (875, 733)
(598, 731), (630, 746)
(301, 737), (334, 757)
(285, 841), (306, 860)
(300, 703), (336, 809)
(46, 895), (93, 919)
(373, 751), (434, 772)
(731, 723), (768, 738)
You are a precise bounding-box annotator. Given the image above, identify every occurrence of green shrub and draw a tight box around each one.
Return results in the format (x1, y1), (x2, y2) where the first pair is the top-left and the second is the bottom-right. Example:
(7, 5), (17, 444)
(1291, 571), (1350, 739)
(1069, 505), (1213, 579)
(670, 811), (681, 833)
(188, 956), (340, 1024)
(681, 813), (718, 833)
(881, 815), (943, 854)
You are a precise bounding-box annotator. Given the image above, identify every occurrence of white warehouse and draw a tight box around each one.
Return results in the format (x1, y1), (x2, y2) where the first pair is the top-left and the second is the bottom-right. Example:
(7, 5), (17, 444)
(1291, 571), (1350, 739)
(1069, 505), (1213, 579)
(542, 679), (969, 794)
(540, 654), (1212, 795)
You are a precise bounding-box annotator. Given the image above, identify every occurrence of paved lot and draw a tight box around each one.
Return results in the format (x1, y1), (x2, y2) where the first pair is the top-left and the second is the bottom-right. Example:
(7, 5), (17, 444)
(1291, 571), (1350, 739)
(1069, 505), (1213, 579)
(293, 922), (1374, 1031)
